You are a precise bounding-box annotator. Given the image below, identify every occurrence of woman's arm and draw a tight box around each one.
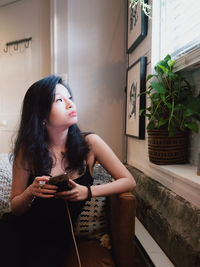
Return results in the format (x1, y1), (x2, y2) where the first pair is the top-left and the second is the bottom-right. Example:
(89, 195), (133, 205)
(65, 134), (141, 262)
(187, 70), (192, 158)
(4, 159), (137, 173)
(11, 154), (57, 215)
(86, 134), (136, 197)
(11, 157), (35, 215)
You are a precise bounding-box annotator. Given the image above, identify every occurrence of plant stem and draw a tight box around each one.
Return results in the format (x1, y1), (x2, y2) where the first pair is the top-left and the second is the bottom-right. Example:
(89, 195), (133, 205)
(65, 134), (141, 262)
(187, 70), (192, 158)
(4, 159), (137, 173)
(168, 98), (174, 131)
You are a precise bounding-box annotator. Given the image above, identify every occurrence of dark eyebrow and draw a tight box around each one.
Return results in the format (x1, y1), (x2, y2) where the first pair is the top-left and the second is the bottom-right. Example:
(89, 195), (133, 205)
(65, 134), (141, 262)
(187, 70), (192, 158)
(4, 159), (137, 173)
(55, 93), (71, 99)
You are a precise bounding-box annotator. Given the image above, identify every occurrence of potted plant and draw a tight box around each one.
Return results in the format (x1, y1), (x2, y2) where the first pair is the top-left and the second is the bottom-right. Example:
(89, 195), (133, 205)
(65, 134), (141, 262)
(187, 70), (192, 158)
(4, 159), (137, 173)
(141, 54), (200, 164)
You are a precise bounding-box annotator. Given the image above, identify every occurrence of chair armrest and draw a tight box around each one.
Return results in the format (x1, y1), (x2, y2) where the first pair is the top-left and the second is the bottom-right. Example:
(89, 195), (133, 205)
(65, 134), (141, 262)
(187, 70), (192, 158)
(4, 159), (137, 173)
(107, 192), (136, 267)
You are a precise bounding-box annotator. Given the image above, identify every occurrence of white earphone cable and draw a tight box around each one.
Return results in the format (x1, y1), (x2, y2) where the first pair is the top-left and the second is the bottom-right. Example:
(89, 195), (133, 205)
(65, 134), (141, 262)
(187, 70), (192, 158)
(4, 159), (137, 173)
(65, 201), (82, 267)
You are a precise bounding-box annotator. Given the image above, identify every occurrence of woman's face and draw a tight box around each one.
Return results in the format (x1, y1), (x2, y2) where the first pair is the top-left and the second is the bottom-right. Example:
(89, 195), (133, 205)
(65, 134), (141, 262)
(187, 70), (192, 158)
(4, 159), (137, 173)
(46, 84), (77, 129)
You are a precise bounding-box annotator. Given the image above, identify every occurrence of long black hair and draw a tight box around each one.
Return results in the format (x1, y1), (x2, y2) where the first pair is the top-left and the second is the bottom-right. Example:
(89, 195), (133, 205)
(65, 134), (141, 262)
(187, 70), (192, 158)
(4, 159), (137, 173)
(13, 75), (90, 176)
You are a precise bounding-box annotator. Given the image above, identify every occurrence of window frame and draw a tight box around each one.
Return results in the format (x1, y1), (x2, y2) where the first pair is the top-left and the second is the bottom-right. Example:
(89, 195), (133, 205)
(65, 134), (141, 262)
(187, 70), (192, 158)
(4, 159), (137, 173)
(149, 0), (200, 208)
(151, 0), (200, 72)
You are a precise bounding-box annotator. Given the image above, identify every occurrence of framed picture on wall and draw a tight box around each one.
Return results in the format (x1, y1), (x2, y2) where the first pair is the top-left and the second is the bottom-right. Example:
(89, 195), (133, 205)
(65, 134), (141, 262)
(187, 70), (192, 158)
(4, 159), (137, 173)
(125, 57), (147, 139)
(127, 0), (148, 53)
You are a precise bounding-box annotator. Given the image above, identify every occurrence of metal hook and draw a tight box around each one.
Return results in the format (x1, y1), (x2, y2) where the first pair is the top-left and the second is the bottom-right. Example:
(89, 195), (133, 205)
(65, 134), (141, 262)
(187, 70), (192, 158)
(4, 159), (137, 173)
(25, 41), (29, 48)
(3, 37), (32, 54)
(14, 43), (18, 51)
(3, 46), (8, 53)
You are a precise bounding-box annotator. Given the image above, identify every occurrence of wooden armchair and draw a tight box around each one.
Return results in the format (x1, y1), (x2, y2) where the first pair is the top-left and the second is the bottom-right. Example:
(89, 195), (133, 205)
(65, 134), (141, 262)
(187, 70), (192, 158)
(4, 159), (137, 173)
(66, 192), (136, 267)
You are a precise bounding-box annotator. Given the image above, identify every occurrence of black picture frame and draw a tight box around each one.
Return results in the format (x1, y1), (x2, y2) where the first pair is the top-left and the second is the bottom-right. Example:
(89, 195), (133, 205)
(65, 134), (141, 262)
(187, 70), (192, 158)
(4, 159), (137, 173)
(125, 57), (147, 139)
(127, 0), (148, 53)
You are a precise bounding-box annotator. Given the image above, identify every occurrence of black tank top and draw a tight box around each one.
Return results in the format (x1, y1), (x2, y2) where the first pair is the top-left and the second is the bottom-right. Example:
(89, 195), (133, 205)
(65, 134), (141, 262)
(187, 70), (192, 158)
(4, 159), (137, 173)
(22, 165), (93, 245)
(19, 132), (95, 245)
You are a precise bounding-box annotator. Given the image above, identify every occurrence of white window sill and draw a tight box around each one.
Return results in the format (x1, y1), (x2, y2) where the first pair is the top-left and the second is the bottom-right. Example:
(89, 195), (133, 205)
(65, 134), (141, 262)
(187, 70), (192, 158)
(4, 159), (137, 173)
(132, 161), (200, 208)
(174, 46), (200, 72)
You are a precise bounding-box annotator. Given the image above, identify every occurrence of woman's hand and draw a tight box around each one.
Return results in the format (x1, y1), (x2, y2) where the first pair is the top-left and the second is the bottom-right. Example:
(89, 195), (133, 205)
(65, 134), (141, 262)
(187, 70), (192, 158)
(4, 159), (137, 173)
(28, 176), (58, 198)
(55, 179), (89, 201)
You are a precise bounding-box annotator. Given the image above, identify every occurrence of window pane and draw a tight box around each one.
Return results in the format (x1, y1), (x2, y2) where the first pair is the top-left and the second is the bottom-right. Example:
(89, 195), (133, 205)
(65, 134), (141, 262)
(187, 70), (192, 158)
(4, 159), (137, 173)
(160, 0), (200, 59)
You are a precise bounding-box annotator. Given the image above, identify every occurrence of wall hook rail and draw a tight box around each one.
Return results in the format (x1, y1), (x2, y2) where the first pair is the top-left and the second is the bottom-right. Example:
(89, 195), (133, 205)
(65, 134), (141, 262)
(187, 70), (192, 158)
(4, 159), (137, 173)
(3, 37), (32, 53)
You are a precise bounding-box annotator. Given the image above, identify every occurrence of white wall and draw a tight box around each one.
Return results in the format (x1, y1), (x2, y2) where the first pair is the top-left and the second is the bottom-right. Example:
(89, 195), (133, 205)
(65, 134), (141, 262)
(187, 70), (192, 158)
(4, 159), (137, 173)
(0, 0), (50, 153)
(53, 0), (126, 160)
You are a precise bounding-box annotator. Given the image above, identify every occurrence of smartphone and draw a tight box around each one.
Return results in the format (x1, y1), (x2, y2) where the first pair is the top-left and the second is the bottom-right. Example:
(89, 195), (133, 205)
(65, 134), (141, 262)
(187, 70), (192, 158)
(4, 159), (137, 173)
(48, 174), (72, 192)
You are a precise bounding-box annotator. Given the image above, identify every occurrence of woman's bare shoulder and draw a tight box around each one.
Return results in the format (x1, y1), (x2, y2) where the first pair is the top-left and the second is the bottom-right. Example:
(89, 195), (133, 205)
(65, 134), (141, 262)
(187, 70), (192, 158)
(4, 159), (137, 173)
(84, 133), (101, 146)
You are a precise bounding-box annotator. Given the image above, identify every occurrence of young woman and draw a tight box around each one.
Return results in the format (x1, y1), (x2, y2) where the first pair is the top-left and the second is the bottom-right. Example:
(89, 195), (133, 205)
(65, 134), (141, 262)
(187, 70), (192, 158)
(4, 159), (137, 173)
(10, 75), (136, 266)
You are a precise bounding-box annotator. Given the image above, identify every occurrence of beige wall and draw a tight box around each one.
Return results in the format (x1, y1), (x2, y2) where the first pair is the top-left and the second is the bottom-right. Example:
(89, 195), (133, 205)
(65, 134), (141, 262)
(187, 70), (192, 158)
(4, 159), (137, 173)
(1, 0), (126, 161)
(0, 0), (50, 152)
(68, 0), (126, 160)
(53, 0), (126, 160)
(127, 4), (152, 169)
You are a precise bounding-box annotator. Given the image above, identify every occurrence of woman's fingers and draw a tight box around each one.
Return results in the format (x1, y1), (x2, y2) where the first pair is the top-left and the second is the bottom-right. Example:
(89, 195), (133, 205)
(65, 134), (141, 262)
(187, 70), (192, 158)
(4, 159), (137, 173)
(34, 187), (57, 198)
(30, 176), (58, 198)
(31, 176), (88, 200)
(34, 192), (55, 198)
(55, 183), (88, 201)
(55, 189), (74, 197)
(54, 179), (78, 197)
(68, 179), (77, 188)
(35, 176), (50, 184)
(40, 184), (58, 190)
(39, 188), (57, 194)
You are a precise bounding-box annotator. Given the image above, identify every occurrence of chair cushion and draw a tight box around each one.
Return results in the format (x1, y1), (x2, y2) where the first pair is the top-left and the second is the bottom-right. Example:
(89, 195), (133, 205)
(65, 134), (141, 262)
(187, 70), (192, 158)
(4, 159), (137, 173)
(0, 154), (12, 218)
(74, 196), (107, 239)
(75, 164), (112, 242)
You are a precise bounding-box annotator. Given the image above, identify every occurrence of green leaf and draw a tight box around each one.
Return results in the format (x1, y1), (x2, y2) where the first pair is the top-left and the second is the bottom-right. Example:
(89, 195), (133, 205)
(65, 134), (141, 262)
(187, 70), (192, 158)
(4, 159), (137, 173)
(160, 94), (172, 108)
(150, 81), (167, 94)
(167, 59), (174, 68)
(154, 65), (164, 74)
(146, 74), (155, 81)
(156, 54), (171, 71)
(146, 107), (152, 111)
(139, 109), (144, 116)
(174, 104), (184, 111)
(184, 108), (196, 117)
(160, 94), (166, 102)
(168, 128), (176, 137)
(157, 65), (169, 74)
(185, 122), (199, 133)
(145, 114), (151, 118)
(158, 118), (168, 127)
(163, 54), (171, 62)
(168, 71), (179, 79)
(187, 99), (200, 113)
(147, 120), (155, 129)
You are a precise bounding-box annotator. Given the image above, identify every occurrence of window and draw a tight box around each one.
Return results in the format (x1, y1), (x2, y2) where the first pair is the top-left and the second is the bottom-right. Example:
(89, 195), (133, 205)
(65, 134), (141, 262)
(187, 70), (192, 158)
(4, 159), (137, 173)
(152, 0), (200, 69)
(149, 0), (200, 207)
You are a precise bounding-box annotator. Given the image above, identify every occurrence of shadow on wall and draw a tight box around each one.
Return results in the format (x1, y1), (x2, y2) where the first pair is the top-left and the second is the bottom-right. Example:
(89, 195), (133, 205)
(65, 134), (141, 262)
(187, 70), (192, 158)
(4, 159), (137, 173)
(91, 61), (126, 102)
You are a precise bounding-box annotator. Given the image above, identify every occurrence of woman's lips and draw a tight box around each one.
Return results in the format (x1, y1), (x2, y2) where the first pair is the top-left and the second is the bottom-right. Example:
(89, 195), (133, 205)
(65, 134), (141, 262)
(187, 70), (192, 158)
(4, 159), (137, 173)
(69, 111), (77, 117)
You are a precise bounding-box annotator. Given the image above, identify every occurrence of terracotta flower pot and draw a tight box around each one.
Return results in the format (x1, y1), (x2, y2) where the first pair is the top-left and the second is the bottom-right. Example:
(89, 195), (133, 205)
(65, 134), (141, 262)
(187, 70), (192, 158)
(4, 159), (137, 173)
(147, 129), (188, 165)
